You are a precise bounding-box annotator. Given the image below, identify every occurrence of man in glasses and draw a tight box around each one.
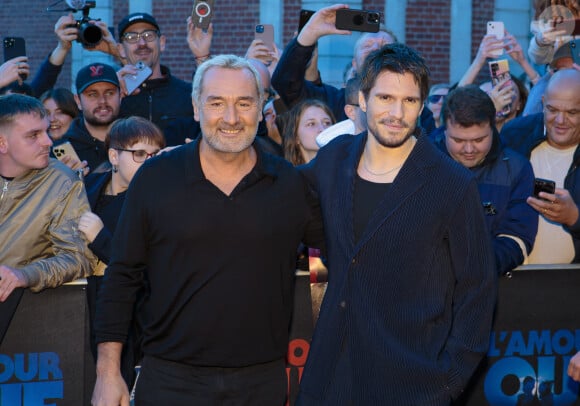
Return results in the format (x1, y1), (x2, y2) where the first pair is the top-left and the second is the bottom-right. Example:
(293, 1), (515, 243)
(116, 13), (193, 134)
(56, 62), (122, 173)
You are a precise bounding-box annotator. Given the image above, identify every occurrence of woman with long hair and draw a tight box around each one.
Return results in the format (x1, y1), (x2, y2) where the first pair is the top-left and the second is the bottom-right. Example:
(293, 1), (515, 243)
(283, 99), (336, 166)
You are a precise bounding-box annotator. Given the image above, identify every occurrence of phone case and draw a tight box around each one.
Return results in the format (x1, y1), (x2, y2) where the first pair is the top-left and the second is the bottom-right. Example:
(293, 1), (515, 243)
(489, 59), (511, 116)
(255, 24), (275, 52)
(335, 9), (381, 33)
(299, 10), (315, 33)
(52, 141), (81, 163)
(125, 62), (152, 95)
(487, 21), (504, 57)
(3, 37), (26, 62)
(192, 0), (214, 31)
(534, 178), (556, 198)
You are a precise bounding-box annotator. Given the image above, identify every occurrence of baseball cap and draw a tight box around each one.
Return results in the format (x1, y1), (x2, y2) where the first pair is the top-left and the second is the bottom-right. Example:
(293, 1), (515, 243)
(75, 63), (120, 94)
(118, 13), (160, 41)
(550, 39), (580, 69)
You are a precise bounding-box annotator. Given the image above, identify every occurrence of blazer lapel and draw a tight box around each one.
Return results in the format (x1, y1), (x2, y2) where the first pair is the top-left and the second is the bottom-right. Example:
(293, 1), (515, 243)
(330, 133), (367, 256)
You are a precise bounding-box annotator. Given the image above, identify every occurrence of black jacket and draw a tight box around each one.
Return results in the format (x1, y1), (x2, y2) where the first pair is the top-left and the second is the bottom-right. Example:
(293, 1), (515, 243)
(58, 118), (108, 173)
(119, 65), (193, 134)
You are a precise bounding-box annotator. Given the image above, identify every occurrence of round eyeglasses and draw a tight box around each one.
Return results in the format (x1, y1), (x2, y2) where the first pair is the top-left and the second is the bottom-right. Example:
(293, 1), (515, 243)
(122, 30), (160, 44)
(115, 148), (159, 163)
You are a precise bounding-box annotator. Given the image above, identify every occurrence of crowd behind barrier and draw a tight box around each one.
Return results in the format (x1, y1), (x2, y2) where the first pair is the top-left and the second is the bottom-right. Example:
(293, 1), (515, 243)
(2, 2), (580, 404)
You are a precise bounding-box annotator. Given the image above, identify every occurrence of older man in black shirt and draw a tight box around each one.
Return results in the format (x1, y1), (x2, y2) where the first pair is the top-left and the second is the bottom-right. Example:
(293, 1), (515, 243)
(91, 54), (324, 405)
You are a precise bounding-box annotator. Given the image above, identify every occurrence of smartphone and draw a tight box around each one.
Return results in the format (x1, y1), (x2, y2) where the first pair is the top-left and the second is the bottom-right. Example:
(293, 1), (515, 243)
(489, 59), (511, 116)
(534, 178), (556, 199)
(125, 61), (152, 95)
(3, 37), (26, 62)
(3, 37), (27, 80)
(52, 141), (81, 164)
(299, 9), (315, 33)
(335, 9), (381, 33)
(487, 21), (505, 57)
(192, 0), (214, 31)
(255, 24), (275, 52)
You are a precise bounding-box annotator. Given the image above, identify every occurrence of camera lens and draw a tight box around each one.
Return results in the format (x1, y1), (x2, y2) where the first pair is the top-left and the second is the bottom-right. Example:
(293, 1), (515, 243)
(79, 22), (102, 47)
(368, 13), (380, 24)
(256, 24), (264, 33)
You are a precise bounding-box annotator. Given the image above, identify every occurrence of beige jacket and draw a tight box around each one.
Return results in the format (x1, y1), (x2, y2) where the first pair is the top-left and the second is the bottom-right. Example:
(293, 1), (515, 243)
(0, 159), (95, 291)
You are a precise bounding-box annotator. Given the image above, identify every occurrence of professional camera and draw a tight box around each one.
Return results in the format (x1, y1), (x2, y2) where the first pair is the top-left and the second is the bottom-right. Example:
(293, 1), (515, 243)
(68, 1), (102, 48)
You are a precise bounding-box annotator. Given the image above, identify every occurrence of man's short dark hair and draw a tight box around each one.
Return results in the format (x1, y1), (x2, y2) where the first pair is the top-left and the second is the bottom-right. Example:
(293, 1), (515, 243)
(359, 43), (430, 102)
(442, 85), (496, 128)
(0, 94), (47, 129)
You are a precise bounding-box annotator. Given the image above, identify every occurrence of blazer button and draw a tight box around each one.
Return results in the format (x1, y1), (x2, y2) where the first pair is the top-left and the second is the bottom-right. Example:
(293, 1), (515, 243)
(339, 300), (346, 309)
(351, 258), (356, 264)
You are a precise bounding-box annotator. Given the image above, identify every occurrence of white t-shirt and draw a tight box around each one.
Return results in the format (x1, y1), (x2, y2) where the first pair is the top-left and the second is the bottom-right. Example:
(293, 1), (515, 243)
(528, 141), (576, 264)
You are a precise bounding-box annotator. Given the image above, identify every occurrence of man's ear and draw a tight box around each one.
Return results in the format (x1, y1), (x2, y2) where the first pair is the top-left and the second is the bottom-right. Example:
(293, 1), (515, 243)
(193, 100), (200, 122)
(74, 94), (82, 111)
(159, 35), (166, 53)
(108, 148), (119, 166)
(344, 105), (356, 121)
(358, 91), (366, 113)
(0, 135), (7, 153)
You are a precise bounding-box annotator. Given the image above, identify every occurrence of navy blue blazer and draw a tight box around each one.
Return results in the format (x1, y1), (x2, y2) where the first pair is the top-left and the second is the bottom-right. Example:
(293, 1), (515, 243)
(298, 133), (497, 405)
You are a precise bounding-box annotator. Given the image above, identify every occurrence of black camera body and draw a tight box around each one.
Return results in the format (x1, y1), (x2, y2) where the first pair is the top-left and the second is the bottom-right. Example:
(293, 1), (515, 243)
(69, 1), (102, 48)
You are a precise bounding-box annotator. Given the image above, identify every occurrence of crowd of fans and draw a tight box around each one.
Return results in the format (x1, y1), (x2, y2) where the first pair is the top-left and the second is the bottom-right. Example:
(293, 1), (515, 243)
(2, 1), (580, 404)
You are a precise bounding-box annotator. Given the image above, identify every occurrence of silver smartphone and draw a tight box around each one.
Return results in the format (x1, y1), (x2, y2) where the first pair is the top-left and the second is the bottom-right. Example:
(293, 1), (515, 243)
(125, 62), (152, 95)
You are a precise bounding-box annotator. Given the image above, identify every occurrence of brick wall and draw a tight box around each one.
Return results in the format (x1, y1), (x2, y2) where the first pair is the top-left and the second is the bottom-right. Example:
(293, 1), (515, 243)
(472, 0), (497, 85)
(405, 0), (452, 85)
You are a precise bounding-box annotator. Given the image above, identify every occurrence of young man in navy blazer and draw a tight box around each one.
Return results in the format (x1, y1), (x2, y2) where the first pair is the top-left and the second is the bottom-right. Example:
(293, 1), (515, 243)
(297, 43), (498, 405)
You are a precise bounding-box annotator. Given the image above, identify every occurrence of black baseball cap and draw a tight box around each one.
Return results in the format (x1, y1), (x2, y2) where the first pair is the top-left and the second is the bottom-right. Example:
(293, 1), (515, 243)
(118, 12), (160, 41)
(75, 63), (120, 94)
(551, 39), (580, 69)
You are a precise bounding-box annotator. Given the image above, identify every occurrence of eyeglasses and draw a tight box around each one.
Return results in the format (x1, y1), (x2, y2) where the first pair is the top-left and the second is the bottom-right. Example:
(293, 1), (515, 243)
(427, 94), (446, 104)
(115, 148), (159, 163)
(122, 30), (160, 44)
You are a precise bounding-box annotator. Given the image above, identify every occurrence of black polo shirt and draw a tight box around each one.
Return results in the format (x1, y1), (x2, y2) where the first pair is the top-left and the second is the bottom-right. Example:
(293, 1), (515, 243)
(95, 138), (324, 367)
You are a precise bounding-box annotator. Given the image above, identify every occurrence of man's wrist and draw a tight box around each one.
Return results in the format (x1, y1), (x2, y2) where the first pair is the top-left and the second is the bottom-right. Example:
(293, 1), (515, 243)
(195, 54), (211, 64)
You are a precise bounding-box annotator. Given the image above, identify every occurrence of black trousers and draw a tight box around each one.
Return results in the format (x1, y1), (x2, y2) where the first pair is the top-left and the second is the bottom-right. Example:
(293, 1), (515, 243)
(134, 355), (287, 405)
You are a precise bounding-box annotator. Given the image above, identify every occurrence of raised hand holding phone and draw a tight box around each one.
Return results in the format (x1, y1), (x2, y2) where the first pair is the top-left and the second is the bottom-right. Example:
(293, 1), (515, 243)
(3, 37), (28, 81)
(486, 21), (505, 57)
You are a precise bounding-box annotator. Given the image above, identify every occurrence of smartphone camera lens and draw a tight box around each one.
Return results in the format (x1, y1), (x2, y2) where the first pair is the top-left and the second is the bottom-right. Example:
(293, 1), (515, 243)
(195, 2), (211, 17)
(368, 13), (380, 24)
(256, 24), (264, 33)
